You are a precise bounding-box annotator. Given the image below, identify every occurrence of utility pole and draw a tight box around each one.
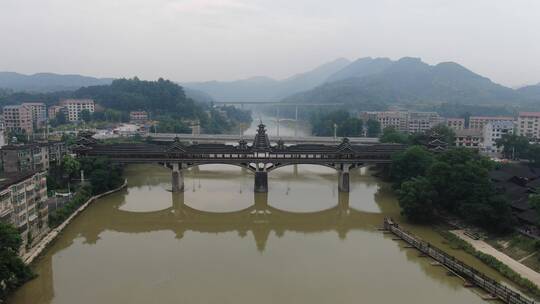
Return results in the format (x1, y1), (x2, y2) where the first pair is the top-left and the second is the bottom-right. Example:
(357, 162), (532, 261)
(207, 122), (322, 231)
(334, 123), (338, 141)
(276, 106), (280, 137)
(294, 106), (298, 138)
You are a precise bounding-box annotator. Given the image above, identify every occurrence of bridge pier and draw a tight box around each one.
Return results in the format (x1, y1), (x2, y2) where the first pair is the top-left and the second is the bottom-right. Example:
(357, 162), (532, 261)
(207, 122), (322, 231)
(338, 164), (351, 192)
(171, 163), (184, 192)
(254, 171), (268, 193)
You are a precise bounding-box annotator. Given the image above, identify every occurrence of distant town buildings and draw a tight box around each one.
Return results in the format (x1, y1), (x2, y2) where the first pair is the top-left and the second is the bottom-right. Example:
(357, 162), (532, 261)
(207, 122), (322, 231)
(2, 104), (33, 134)
(22, 102), (47, 128)
(455, 129), (483, 149)
(59, 99), (95, 122)
(483, 121), (515, 154)
(407, 112), (442, 133)
(1, 141), (67, 173)
(445, 118), (465, 131)
(129, 111), (148, 123)
(517, 112), (540, 140)
(0, 171), (49, 250)
(469, 116), (514, 130)
(48, 105), (66, 120)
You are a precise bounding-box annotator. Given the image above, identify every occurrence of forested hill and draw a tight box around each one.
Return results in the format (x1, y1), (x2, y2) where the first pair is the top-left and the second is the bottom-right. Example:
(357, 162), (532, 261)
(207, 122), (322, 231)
(0, 72), (113, 92)
(283, 57), (526, 108)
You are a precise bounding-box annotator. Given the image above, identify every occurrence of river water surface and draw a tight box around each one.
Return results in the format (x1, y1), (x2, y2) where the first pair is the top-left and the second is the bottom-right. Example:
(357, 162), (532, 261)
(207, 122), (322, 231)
(8, 118), (520, 304)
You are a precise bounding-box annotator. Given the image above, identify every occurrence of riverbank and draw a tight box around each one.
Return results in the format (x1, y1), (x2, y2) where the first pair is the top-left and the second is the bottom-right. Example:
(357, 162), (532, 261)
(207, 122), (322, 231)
(21, 180), (128, 265)
(451, 230), (540, 287)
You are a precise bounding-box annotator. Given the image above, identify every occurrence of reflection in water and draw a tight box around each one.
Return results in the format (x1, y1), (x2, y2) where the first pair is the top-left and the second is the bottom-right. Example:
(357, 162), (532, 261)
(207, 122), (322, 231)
(8, 163), (504, 304)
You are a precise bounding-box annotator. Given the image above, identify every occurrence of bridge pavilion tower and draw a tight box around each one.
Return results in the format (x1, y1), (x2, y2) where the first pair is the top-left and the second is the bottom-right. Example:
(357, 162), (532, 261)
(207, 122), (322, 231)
(252, 124), (272, 193)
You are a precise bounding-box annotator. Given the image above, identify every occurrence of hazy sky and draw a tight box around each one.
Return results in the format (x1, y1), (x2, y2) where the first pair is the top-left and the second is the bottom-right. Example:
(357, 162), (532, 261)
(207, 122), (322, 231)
(1, 0), (539, 87)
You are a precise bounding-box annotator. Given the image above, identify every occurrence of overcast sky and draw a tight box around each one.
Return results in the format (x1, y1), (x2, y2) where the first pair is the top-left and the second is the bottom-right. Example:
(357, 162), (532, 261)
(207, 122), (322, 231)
(1, 0), (539, 87)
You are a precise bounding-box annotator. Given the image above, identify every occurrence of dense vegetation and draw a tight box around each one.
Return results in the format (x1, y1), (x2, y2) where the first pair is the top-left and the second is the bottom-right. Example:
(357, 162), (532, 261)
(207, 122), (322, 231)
(309, 109), (380, 137)
(284, 57), (538, 109)
(1, 78), (252, 134)
(391, 146), (513, 232)
(496, 134), (540, 164)
(0, 223), (34, 301)
(48, 156), (124, 228)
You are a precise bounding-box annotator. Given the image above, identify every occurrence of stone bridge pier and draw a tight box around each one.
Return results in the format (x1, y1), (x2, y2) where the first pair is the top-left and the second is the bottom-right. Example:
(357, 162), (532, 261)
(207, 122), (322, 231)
(337, 164), (354, 192)
(254, 164), (268, 193)
(171, 163), (185, 192)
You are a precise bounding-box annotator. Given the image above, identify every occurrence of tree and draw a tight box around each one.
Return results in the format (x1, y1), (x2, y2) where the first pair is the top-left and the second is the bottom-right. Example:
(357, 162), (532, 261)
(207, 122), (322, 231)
(527, 145), (540, 166)
(366, 119), (381, 137)
(62, 155), (80, 181)
(496, 134), (530, 160)
(338, 118), (363, 137)
(80, 109), (92, 122)
(0, 222), (34, 301)
(398, 177), (438, 223)
(380, 127), (409, 144)
(390, 146), (434, 187)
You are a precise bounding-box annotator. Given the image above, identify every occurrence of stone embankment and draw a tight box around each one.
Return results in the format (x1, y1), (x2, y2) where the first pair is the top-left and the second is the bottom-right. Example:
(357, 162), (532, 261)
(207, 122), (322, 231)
(22, 180), (128, 265)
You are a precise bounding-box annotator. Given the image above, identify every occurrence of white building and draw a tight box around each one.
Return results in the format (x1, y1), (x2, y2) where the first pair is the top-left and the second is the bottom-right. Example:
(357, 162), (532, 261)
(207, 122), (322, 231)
(482, 121), (515, 154)
(59, 99), (95, 122)
(455, 129), (483, 149)
(517, 112), (540, 141)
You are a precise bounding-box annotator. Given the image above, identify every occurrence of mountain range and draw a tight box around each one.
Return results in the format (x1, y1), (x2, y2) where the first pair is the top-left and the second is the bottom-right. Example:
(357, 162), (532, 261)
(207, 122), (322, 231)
(1, 58), (540, 108)
(182, 58), (351, 101)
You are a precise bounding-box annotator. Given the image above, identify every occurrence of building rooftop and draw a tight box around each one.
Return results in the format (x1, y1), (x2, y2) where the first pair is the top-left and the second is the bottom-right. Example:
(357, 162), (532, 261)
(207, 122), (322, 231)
(470, 116), (515, 120)
(60, 99), (94, 105)
(0, 171), (38, 191)
(455, 129), (482, 137)
(519, 112), (540, 118)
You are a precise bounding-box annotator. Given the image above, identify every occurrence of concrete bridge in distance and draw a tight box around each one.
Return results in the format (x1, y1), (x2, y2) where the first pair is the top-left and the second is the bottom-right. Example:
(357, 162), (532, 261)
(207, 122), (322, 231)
(74, 124), (405, 194)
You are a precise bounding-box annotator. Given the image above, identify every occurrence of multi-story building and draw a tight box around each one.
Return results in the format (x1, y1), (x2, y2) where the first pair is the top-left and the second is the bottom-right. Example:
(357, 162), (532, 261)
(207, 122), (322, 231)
(408, 111), (442, 133)
(47, 141), (68, 166)
(129, 111), (148, 123)
(360, 111), (409, 133)
(482, 121), (515, 154)
(469, 116), (514, 130)
(59, 99), (95, 122)
(455, 129), (483, 149)
(22, 102), (47, 128)
(2, 104), (33, 134)
(1, 143), (50, 173)
(0, 115), (5, 148)
(0, 171), (49, 250)
(445, 118), (465, 131)
(48, 105), (66, 120)
(517, 112), (540, 140)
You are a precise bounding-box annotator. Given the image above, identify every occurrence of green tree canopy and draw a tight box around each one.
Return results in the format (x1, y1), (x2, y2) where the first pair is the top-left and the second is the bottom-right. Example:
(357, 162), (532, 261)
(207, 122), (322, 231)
(398, 177), (438, 223)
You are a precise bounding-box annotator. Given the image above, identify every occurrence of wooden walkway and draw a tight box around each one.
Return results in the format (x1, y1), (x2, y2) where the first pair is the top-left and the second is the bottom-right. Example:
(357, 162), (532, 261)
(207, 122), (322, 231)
(383, 218), (535, 304)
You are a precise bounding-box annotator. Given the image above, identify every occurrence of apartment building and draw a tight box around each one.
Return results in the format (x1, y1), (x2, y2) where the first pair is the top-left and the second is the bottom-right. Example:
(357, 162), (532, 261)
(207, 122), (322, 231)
(408, 111), (442, 133)
(482, 121), (515, 154)
(22, 102), (47, 128)
(360, 111), (409, 132)
(445, 118), (465, 131)
(1, 143), (49, 173)
(59, 99), (95, 122)
(455, 129), (483, 149)
(2, 104), (33, 134)
(469, 116), (514, 130)
(0, 171), (49, 250)
(48, 105), (66, 120)
(517, 112), (540, 140)
(129, 111), (148, 122)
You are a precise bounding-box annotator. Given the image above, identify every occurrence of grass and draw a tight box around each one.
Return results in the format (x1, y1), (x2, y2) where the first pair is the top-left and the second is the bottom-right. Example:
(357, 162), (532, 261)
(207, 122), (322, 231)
(438, 229), (540, 298)
(486, 233), (540, 272)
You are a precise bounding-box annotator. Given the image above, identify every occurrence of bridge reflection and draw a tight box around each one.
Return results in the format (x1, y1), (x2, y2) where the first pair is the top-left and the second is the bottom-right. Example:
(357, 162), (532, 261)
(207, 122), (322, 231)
(82, 190), (388, 252)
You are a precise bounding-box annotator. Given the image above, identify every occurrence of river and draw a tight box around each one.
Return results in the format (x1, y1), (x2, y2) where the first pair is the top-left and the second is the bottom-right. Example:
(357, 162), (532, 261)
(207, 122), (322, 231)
(7, 117), (521, 304)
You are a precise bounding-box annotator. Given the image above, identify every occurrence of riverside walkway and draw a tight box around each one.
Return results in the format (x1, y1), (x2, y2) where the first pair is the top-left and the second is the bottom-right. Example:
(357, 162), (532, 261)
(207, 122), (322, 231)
(384, 218), (535, 304)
